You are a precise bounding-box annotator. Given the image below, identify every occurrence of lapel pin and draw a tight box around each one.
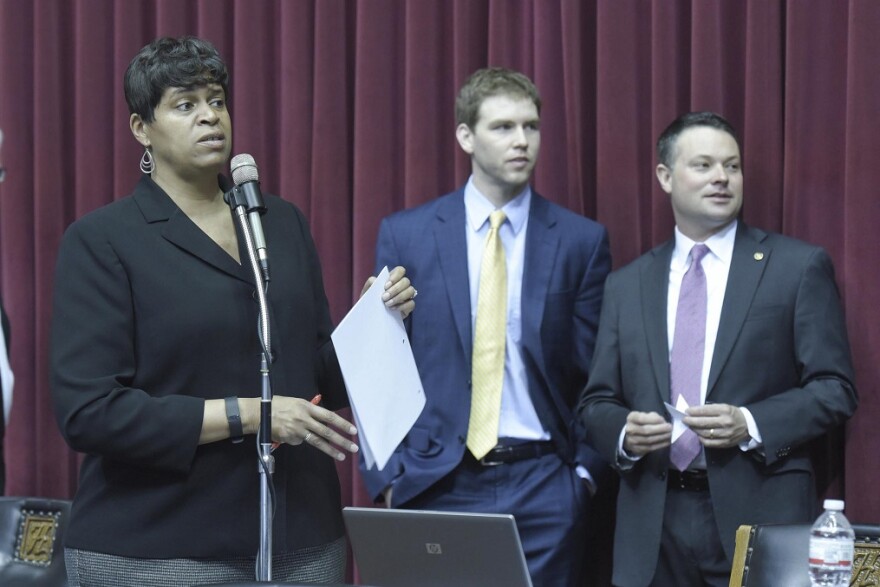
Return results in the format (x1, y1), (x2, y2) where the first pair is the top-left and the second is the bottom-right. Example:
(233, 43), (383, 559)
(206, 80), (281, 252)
(754, 252), (764, 261)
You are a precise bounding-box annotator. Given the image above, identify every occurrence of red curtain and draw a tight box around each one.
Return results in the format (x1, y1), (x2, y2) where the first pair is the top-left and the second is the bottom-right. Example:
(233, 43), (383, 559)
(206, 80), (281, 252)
(1, 0), (878, 534)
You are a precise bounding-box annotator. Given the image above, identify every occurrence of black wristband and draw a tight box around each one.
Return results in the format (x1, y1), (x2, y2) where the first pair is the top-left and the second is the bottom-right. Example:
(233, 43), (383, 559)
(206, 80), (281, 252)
(225, 396), (244, 444)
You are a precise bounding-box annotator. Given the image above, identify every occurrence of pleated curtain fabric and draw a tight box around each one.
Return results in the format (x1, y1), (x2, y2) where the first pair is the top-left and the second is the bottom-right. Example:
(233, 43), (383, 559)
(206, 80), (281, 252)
(466, 210), (508, 460)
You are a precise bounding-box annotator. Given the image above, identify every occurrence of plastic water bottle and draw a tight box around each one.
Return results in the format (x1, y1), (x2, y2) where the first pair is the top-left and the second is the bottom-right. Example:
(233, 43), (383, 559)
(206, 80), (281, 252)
(809, 499), (855, 586)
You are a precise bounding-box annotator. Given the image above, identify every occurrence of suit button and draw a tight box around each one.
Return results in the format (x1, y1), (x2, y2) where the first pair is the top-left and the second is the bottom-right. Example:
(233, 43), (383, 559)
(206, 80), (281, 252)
(458, 435), (466, 444)
(467, 379), (472, 388)
(660, 471), (667, 480)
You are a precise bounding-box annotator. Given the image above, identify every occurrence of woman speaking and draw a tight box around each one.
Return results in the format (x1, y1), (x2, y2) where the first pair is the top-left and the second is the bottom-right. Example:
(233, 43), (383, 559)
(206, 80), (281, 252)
(50, 36), (413, 586)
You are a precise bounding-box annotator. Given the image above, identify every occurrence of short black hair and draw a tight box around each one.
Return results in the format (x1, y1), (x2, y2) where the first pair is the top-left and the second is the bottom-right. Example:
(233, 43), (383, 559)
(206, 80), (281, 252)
(124, 36), (229, 123)
(656, 111), (740, 168)
(455, 67), (541, 129)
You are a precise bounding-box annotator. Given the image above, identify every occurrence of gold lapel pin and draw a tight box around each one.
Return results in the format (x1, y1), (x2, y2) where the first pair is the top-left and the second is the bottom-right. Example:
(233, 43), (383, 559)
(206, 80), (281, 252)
(754, 252), (764, 261)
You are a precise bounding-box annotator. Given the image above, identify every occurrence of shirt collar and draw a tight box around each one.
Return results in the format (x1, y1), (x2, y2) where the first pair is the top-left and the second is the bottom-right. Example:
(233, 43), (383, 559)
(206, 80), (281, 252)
(464, 176), (531, 235)
(672, 219), (737, 267)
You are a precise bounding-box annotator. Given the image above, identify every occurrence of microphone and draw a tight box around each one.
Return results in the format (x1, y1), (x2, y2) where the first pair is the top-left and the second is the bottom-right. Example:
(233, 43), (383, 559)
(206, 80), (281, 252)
(230, 154), (270, 282)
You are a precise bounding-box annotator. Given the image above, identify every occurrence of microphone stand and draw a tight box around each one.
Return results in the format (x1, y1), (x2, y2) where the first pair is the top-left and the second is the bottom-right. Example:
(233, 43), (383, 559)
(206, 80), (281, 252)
(224, 186), (274, 581)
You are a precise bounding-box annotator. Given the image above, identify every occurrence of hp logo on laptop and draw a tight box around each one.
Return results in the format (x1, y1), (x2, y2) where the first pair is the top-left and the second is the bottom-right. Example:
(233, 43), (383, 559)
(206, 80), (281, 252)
(425, 543), (443, 555)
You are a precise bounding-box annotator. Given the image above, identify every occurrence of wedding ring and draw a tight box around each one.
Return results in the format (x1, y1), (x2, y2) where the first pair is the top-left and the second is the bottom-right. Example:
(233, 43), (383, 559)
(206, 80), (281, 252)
(412, 288), (418, 299)
(304, 432), (313, 444)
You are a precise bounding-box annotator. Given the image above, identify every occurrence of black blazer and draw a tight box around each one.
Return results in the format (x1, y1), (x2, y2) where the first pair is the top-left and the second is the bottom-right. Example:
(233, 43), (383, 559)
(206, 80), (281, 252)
(578, 222), (858, 587)
(50, 175), (347, 558)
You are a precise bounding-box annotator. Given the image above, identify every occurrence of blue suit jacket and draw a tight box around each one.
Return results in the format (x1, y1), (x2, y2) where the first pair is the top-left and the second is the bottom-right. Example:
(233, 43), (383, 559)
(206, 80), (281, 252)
(362, 187), (611, 506)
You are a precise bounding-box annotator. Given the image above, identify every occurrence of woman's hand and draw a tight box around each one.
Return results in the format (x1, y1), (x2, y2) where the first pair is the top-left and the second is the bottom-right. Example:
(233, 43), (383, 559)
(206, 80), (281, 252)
(360, 265), (416, 319)
(271, 396), (359, 461)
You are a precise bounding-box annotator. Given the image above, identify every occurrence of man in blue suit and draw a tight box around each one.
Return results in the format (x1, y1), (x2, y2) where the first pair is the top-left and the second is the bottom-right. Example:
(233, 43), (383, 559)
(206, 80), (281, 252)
(361, 68), (612, 586)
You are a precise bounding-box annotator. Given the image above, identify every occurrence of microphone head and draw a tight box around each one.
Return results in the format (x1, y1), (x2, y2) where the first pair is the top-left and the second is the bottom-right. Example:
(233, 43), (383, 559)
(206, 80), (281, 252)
(230, 153), (259, 185)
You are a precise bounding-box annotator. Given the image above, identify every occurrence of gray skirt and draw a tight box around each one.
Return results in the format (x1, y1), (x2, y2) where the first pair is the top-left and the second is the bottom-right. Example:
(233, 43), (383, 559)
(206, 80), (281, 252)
(65, 537), (346, 587)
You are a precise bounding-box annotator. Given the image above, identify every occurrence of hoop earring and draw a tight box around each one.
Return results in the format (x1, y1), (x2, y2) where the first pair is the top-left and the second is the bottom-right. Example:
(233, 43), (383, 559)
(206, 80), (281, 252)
(140, 148), (154, 175)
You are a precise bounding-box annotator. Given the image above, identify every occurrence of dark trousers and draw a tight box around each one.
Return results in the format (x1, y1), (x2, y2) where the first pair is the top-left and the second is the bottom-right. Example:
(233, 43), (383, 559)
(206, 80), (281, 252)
(649, 486), (730, 587)
(403, 449), (590, 587)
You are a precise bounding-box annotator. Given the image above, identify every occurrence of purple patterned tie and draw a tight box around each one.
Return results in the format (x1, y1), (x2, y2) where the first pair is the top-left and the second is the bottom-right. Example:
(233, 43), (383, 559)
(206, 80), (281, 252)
(669, 244), (710, 471)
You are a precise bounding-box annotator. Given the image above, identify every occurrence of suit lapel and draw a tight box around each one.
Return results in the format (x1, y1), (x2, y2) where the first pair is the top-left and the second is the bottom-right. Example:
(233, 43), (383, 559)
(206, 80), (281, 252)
(521, 194), (559, 374)
(433, 193), (473, 360)
(133, 175), (253, 285)
(642, 240), (674, 402)
(707, 223), (770, 396)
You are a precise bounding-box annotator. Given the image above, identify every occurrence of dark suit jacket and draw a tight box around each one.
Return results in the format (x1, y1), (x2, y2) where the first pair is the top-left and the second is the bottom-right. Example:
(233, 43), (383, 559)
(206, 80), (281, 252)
(0, 299), (8, 494)
(578, 222), (858, 587)
(50, 175), (348, 558)
(361, 187), (611, 506)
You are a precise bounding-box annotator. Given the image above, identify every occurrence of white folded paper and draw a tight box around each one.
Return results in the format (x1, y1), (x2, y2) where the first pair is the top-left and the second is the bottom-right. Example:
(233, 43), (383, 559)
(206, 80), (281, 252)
(331, 266), (425, 470)
(664, 395), (692, 443)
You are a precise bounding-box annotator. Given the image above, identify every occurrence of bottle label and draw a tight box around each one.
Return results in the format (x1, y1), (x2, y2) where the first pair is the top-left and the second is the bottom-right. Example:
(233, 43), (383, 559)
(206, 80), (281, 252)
(809, 537), (854, 566)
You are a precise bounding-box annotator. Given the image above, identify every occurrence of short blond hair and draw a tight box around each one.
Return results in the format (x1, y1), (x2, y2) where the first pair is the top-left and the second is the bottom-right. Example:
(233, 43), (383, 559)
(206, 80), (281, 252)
(455, 68), (541, 129)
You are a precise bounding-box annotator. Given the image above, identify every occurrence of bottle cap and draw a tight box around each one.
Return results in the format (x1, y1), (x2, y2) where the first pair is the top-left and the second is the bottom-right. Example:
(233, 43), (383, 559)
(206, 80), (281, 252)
(824, 499), (845, 511)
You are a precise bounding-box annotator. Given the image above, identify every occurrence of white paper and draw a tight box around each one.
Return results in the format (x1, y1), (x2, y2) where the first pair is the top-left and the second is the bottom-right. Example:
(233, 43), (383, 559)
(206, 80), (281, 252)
(331, 266), (425, 470)
(664, 395), (691, 443)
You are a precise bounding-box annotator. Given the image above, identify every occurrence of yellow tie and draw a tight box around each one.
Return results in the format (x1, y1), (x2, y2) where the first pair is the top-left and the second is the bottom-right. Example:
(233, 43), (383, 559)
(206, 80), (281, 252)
(467, 210), (508, 459)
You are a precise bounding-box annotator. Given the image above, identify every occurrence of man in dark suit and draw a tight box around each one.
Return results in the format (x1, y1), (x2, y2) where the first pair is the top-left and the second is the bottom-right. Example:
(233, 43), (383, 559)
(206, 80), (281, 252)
(0, 127), (12, 495)
(578, 111), (858, 587)
(360, 68), (611, 586)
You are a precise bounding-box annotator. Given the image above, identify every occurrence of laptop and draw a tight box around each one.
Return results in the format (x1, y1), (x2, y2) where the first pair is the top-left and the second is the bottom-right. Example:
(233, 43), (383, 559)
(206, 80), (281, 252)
(343, 507), (533, 587)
